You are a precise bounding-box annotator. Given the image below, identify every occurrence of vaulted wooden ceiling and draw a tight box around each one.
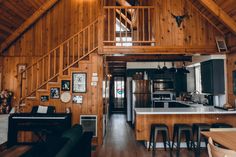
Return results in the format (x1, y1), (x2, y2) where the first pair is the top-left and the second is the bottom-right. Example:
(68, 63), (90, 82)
(0, 0), (48, 43)
(190, 0), (236, 35)
(0, 0), (236, 49)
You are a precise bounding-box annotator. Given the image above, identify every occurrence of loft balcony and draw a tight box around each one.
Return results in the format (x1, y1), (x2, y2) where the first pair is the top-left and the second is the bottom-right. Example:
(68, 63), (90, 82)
(103, 6), (157, 53)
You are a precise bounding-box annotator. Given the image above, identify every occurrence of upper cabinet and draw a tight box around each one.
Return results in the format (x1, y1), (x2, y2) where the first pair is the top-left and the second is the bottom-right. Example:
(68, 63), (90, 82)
(201, 59), (225, 95)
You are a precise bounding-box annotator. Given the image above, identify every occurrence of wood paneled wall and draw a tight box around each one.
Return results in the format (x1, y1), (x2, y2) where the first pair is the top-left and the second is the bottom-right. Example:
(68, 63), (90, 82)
(1, 0), (101, 97)
(1, 0), (103, 145)
(227, 52), (236, 106)
(103, 0), (223, 49)
(147, 0), (222, 47)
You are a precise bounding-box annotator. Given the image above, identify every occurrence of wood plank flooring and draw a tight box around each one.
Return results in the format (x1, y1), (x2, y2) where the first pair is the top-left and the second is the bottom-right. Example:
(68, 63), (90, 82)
(93, 114), (209, 157)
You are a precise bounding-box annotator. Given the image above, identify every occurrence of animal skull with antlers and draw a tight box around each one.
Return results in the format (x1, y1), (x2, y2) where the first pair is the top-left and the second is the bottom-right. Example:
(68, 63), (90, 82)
(171, 13), (188, 27)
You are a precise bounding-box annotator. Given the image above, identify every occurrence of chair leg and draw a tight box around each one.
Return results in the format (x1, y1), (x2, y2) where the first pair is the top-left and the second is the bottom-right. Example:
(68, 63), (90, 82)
(185, 131), (191, 150)
(172, 126), (176, 150)
(196, 128), (201, 157)
(176, 130), (181, 157)
(166, 129), (172, 157)
(149, 127), (153, 151)
(152, 130), (157, 156)
(162, 130), (167, 151)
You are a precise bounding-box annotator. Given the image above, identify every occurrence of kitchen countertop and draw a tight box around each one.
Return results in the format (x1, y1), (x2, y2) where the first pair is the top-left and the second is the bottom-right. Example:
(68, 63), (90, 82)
(135, 104), (236, 115)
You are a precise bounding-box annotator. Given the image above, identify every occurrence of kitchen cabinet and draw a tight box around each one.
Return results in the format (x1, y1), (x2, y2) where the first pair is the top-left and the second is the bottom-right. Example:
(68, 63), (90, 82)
(175, 73), (187, 97)
(201, 59), (225, 94)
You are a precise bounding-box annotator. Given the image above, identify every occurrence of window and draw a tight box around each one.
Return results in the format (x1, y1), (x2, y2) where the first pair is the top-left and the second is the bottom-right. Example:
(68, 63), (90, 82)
(114, 78), (124, 98)
(195, 65), (202, 93)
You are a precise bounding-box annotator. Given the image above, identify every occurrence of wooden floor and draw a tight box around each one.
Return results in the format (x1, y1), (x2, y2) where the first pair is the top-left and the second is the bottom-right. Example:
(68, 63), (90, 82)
(94, 114), (209, 157)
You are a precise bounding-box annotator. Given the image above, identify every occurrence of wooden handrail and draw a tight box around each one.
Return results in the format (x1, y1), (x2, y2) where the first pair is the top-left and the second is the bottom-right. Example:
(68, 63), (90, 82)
(104, 6), (155, 9)
(19, 17), (99, 101)
(18, 17), (99, 77)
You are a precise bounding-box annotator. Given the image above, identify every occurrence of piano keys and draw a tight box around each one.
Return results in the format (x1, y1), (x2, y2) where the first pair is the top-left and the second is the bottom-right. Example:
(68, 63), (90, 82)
(7, 113), (72, 147)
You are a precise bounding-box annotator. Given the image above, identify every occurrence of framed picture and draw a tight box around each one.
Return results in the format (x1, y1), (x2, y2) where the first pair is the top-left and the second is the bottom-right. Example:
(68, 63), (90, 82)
(40, 95), (49, 102)
(50, 87), (60, 99)
(17, 64), (27, 79)
(72, 72), (87, 93)
(72, 95), (83, 104)
(61, 80), (70, 91)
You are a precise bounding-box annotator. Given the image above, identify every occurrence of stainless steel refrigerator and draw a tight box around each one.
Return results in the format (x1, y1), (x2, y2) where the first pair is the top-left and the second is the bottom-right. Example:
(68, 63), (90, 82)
(132, 80), (152, 124)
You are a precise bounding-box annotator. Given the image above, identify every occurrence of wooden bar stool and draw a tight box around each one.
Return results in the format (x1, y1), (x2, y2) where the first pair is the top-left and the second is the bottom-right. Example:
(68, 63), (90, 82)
(172, 123), (193, 157)
(148, 124), (171, 156)
(192, 123), (211, 157)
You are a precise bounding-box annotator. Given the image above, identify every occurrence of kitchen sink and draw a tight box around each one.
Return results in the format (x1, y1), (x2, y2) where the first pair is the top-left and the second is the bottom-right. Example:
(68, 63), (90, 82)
(153, 101), (190, 108)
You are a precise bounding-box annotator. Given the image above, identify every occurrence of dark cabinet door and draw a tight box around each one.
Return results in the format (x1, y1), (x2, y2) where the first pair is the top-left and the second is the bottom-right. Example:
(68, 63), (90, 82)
(175, 73), (187, 97)
(201, 59), (225, 94)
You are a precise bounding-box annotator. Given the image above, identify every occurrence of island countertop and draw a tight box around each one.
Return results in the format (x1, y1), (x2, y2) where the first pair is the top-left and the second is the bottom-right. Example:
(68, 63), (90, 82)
(135, 106), (236, 115)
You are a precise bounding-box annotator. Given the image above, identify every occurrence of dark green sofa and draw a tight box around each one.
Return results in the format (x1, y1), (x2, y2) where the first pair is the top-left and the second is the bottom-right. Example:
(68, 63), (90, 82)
(20, 124), (93, 157)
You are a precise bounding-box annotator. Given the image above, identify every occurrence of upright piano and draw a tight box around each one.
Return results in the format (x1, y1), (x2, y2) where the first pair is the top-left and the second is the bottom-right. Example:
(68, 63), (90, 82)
(7, 113), (72, 147)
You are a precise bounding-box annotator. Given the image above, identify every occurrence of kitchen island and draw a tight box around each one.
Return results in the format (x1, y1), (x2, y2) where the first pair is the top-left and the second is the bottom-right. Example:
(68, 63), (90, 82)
(135, 105), (236, 141)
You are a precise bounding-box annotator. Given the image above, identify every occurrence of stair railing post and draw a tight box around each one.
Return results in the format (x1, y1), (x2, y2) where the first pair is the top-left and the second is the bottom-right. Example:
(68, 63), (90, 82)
(18, 72), (23, 113)
(98, 15), (104, 54)
(59, 45), (64, 76)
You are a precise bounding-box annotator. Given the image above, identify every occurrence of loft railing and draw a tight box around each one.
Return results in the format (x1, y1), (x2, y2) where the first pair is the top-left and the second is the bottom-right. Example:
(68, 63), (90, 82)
(103, 6), (156, 46)
(18, 18), (99, 102)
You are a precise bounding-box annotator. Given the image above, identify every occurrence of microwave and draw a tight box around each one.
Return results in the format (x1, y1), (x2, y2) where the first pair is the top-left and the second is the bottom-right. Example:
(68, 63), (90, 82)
(153, 79), (174, 92)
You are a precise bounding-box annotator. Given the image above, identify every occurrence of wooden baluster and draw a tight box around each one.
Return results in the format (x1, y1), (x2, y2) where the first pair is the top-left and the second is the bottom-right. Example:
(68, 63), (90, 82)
(78, 34), (81, 58)
(36, 62), (39, 88)
(88, 26), (91, 52)
(125, 8), (128, 43)
(42, 58), (44, 83)
(48, 53), (51, 79)
(83, 30), (85, 55)
(67, 42), (69, 67)
(142, 8), (145, 42)
(31, 66), (34, 92)
(131, 8), (133, 45)
(113, 8), (116, 43)
(137, 8), (139, 44)
(119, 8), (122, 46)
(93, 23), (95, 49)
(72, 38), (75, 63)
(108, 8), (110, 41)
(59, 45), (63, 76)
(148, 8), (151, 41)
(53, 50), (56, 76)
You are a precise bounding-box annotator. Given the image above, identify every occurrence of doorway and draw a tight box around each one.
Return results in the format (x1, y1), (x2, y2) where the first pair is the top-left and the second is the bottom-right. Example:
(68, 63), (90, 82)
(110, 76), (126, 114)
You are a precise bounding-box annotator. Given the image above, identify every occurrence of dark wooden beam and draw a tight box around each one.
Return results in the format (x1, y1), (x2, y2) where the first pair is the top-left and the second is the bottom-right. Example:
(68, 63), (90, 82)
(0, 0), (60, 53)
(106, 55), (192, 62)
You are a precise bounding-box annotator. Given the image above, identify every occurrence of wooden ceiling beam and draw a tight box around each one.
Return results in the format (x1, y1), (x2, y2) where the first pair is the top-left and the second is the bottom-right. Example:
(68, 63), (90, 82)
(199, 0), (236, 34)
(103, 46), (218, 55)
(0, 0), (60, 53)
(106, 55), (192, 62)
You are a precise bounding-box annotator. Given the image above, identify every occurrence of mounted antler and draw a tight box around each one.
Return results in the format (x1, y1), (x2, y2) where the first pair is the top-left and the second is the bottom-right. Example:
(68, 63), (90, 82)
(171, 13), (187, 27)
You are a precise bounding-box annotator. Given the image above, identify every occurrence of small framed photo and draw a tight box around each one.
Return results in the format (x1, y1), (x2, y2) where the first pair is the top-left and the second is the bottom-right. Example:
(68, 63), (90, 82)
(72, 72), (87, 93)
(17, 64), (27, 79)
(61, 80), (70, 91)
(50, 87), (60, 99)
(40, 95), (49, 102)
(72, 95), (83, 104)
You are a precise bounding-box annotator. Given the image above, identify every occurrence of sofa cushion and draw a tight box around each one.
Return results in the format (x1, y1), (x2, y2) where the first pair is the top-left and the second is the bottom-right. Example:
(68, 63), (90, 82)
(55, 124), (83, 157)
(20, 137), (69, 157)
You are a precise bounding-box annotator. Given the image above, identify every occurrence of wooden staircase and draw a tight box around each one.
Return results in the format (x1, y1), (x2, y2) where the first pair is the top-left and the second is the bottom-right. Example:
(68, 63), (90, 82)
(17, 18), (99, 110)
